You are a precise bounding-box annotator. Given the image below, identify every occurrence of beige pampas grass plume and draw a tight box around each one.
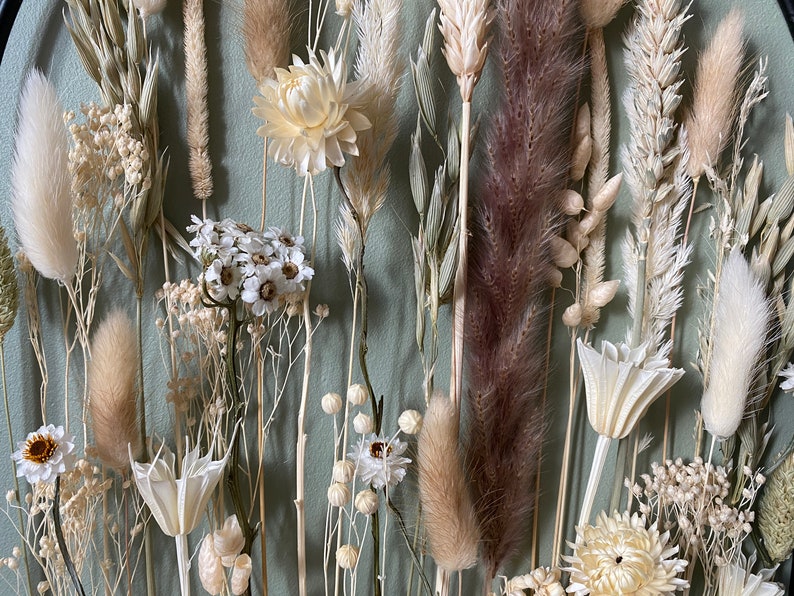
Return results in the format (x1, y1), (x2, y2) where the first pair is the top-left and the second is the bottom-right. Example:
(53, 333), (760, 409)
(11, 70), (77, 283)
(686, 8), (745, 179)
(88, 309), (140, 470)
(701, 249), (770, 440)
(185, 0), (213, 200)
(243, 0), (290, 84)
(417, 392), (479, 571)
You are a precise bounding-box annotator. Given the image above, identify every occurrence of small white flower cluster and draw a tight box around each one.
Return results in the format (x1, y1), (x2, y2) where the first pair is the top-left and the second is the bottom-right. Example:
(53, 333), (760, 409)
(187, 216), (314, 315)
(500, 567), (565, 596)
(629, 457), (765, 584)
(197, 515), (252, 596)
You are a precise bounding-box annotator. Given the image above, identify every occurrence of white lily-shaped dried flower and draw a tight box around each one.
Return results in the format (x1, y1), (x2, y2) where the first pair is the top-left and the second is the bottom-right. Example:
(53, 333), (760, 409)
(577, 338), (684, 440)
(437, 0), (493, 101)
(129, 438), (229, 537)
(564, 511), (688, 596)
(717, 553), (784, 596)
(253, 48), (370, 177)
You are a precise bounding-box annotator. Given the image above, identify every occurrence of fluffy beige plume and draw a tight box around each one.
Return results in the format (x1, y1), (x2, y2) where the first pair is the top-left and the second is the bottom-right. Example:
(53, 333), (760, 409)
(701, 250), (769, 440)
(11, 70), (77, 283)
(243, 0), (290, 83)
(437, 0), (493, 101)
(88, 310), (140, 470)
(579, 0), (627, 29)
(686, 8), (745, 179)
(418, 392), (479, 571)
(185, 0), (213, 200)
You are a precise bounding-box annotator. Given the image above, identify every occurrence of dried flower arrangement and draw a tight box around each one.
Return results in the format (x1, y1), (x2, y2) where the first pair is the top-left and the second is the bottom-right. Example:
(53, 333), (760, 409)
(0, 0), (792, 595)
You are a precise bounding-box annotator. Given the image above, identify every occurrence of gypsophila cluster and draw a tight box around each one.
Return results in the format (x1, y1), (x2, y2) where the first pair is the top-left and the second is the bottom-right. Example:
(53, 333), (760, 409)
(187, 217), (314, 315)
(628, 457), (765, 586)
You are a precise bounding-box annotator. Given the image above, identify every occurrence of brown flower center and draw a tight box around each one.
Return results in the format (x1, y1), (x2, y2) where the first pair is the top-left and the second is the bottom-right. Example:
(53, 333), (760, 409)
(369, 441), (392, 459)
(260, 281), (277, 301)
(615, 556), (623, 564)
(220, 266), (235, 286)
(236, 223), (253, 233)
(252, 254), (269, 266)
(23, 433), (57, 464)
(279, 234), (295, 247)
(283, 262), (299, 280)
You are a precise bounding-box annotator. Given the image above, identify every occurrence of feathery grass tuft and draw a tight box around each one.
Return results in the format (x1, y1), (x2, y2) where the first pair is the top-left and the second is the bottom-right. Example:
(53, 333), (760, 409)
(185, 0), (213, 201)
(464, 0), (583, 578)
(11, 70), (77, 283)
(0, 228), (18, 341)
(243, 0), (290, 84)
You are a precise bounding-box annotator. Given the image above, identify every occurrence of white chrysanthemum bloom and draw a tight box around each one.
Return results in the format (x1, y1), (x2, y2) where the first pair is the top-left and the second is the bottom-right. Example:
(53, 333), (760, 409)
(778, 362), (794, 392)
(504, 567), (565, 596)
(253, 48), (371, 177)
(577, 338), (684, 439)
(11, 424), (76, 484)
(564, 511), (688, 596)
(129, 437), (230, 536)
(717, 553), (784, 596)
(348, 433), (411, 489)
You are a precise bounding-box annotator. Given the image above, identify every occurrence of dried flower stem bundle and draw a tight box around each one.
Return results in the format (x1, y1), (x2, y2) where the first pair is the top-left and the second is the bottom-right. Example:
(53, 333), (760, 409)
(87, 310), (140, 470)
(417, 392), (478, 573)
(464, 0), (582, 581)
(184, 0), (213, 205)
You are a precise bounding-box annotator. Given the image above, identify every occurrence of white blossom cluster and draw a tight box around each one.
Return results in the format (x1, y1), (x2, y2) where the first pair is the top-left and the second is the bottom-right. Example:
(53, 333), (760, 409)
(629, 457), (765, 582)
(187, 217), (314, 315)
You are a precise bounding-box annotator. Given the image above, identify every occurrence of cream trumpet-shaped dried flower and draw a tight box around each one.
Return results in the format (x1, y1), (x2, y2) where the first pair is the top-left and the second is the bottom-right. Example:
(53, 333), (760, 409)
(716, 553), (784, 596)
(129, 435), (231, 536)
(253, 48), (370, 177)
(230, 554), (252, 595)
(437, 0), (493, 101)
(577, 338), (684, 439)
(11, 70), (77, 283)
(214, 515), (245, 566)
(701, 249), (770, 440)
(564, 511), (688, 596)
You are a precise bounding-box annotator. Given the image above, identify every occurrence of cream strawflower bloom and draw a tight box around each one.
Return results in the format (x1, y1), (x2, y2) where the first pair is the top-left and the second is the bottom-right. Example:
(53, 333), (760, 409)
(348, 433), (410, 489)
(577, 338), (684, 439)
(503, 567), (565, 596)
(564, 511), (688, 596)
(11, 424), (76, 484)
(253, 48), (370, 177)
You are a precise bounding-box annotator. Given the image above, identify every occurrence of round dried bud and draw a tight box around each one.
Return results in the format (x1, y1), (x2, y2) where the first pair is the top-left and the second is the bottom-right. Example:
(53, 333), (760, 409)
(592, 173), (622, 212)
(398, 410), (423, 435)
(353, 412), (373, 434)
(321, 392), (343, 415)
(347, 384), (367, 405)
(5, 490), (14, 503)
(570, 136), (592, 182)
(230, 554), (252, 595)
(562, 189), (585, 216)
(332, 460), (355, 483)
(354, 489), (379, 515)
(37, 582), (50, 595)
(577, 211), (601, 237)
(327, 482), (351, 507)
(551, 236), (579, 269)
(549, 268), (563, 288)
(587, 280), (620, 308)
(562, 303), (583, 328)
(336, 544), (359, 569)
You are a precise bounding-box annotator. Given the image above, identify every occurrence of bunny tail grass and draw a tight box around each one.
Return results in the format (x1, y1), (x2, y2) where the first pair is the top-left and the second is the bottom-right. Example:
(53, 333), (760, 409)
(243, 0), (290, 84)
(463, 0), (583, 578)
(418, 392), (479, 572)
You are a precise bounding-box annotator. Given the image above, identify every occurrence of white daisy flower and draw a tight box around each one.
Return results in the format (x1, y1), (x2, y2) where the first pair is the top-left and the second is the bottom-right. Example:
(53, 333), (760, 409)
(240, 266), (287, 316)
(235, 236), (275, 277)
(277, 249), (314, 292)
(264, 227), (305, 256)
(778, 362), (794, 392)
(11, 424), (76, 484)
(204, 256), (242, 302)
(348, 433), (411, 490)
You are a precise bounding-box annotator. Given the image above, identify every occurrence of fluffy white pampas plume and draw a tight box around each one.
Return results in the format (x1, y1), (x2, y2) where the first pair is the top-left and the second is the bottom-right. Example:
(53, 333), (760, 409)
(701, 249), (770, 439)
(11, 70), (77, 283)
(88, 309), (140, 469)
(417, 392), (479, 571)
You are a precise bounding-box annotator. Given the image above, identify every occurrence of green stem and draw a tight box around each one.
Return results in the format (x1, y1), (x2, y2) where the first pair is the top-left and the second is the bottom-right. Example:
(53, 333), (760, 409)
(372, 509), (381, 596)
(54, 477), (87, 596)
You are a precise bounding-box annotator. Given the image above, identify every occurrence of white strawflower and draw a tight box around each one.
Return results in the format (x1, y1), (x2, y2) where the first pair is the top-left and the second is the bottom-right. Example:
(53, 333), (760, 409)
(347, 383), (367, 405)
(11, 424), (76, 484)
(398, 409), (423, 435)
(353, 412), (373, 434)
(348, 433), (410, 489)
(336, 544), (359, 569)
(354, 489), (379, 515)
(564, 511), (688, 596)
(322, 392), (343, 415)
(253, 48), (371, 177)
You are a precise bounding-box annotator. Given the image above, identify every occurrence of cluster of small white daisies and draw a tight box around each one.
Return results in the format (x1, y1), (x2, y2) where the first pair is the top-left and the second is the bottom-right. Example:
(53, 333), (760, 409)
(187, 216), (314, 315)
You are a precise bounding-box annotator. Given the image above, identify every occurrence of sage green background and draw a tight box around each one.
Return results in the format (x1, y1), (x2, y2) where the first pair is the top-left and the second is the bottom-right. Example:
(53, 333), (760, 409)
(0, 1), (792, 594)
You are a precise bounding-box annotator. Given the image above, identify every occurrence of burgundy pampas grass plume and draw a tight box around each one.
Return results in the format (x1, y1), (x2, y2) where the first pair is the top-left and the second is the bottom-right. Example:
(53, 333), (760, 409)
(418, 392), (479, 572)
(464, 0), (582, 580)
(685, 8), (745, 180)
(185, 0), (213, 202)
(11, 70), (77, 283)
(88, 309), (140, 470)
